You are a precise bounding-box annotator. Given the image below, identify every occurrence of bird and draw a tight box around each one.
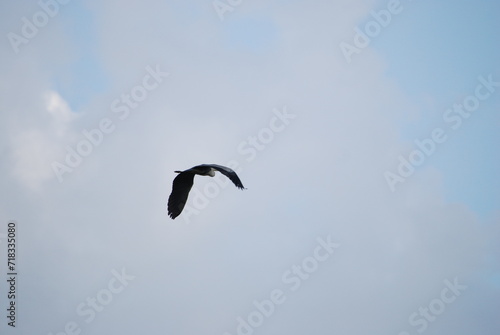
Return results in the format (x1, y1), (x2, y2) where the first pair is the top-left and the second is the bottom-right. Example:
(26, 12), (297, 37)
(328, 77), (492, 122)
(167, 164), (245, 219)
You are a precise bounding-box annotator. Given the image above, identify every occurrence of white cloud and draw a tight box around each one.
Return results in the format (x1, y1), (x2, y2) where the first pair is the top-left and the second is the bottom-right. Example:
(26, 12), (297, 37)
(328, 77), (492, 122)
(9, 91), (76, 190)
(44, 90), (77, 135)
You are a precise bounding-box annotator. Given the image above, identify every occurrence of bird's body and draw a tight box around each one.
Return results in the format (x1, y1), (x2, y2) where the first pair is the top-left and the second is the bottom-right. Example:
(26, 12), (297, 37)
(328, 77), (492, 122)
(167, 164), (245, 219)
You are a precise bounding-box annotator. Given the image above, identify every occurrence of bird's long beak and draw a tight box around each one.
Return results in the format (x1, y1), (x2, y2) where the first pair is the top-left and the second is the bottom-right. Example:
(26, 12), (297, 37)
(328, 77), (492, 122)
(174, 171), (182, 173)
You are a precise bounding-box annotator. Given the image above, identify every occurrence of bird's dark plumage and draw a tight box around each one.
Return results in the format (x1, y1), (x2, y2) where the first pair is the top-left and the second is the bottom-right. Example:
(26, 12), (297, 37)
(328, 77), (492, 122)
(167, 164), (245, 219)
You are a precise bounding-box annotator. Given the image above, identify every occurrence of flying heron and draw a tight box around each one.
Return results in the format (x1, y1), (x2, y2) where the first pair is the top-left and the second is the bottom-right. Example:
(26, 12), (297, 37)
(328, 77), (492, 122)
(167, 164), (245, 219)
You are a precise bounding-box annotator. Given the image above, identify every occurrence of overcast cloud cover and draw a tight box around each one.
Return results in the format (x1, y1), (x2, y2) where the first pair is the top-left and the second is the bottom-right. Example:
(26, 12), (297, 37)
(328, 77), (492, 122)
(0, 0), (499, 334)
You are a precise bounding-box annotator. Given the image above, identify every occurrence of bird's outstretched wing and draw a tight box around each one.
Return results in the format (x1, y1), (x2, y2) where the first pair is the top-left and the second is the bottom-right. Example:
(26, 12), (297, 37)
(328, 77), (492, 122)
(167, 172), (196, 219)
(198, 164), (245, 189)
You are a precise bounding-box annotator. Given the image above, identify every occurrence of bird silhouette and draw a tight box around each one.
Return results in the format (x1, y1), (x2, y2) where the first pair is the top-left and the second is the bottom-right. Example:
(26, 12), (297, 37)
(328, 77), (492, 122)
(167, 164), (245, 219)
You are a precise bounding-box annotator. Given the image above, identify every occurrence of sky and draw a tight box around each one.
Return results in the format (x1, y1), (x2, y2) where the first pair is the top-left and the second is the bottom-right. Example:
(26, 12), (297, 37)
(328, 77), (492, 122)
(0, 0), (499, 334)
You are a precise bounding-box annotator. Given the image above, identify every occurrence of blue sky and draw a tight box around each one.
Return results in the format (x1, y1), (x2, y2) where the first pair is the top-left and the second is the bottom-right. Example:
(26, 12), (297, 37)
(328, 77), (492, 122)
(368, 0), (500, 216)
(1, 1), (499, 334)
(52, 2), (109, 111)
